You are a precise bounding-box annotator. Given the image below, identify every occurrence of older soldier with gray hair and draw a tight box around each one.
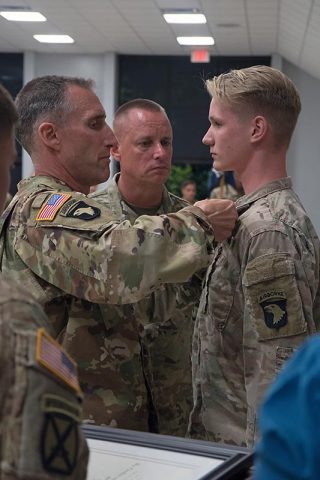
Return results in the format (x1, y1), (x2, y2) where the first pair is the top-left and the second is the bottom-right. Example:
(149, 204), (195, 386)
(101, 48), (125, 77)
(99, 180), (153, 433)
(189, 65), (320, 448)
(0, 83), (88, 479)
(0, 76), (237, 432)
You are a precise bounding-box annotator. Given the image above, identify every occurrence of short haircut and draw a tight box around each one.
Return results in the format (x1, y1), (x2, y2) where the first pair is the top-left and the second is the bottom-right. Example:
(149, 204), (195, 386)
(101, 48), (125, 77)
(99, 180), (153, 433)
(15, 75), (94, 154)
(181, 179), (196, 189)
(206, 65), (301, 147)
(0, 83), (17, 140)
(113, 98), (169, 134)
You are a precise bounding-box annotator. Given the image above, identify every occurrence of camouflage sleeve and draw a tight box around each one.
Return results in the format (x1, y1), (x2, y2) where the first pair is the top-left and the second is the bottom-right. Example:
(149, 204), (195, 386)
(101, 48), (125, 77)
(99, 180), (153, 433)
(242, 229), (317, 445)
(0, 293), (88, 479)
(16, 194), (213, 304)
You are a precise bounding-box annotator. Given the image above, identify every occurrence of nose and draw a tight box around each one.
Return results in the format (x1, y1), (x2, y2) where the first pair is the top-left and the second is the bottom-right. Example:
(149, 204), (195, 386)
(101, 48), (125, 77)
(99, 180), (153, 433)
(104, 124), (117, 148)
(153, 142), (168, 159)
(202, 126), (214, 146)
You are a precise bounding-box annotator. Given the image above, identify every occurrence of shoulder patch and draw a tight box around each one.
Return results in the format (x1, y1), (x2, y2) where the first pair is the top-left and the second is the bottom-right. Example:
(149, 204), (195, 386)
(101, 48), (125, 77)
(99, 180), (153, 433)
(59, 199), (101, 221)
(259, 291), (288, 330)
(40, 394), (79, 475)
(36, 193), (72, 221)
(36, 328), (81, 394)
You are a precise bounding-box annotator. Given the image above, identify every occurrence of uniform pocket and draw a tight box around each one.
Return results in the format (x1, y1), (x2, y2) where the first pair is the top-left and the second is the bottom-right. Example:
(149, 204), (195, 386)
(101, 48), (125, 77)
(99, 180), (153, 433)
(243, 253), (306, 341)
(204, 245), (239, 335)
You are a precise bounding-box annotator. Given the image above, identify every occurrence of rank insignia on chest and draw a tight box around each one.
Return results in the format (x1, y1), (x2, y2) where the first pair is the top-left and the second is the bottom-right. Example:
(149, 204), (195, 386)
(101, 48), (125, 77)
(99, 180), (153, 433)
(259, 291), (288, 330)
(61, 200), (101, 220)
(36, 193), (72, 221)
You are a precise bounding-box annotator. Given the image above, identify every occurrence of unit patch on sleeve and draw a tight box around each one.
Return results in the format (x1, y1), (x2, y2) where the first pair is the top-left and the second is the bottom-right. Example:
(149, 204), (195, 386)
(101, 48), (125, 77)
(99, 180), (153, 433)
(41, 394), (79, 475)
(259, 290), (288, 330)
(36, 328), (81, 393)
(36, 193), (72, 221)
(62, 200), (101, 220)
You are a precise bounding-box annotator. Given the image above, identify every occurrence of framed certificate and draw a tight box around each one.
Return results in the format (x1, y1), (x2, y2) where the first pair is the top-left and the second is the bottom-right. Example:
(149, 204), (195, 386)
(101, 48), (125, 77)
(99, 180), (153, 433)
(82, 425), (253, 480)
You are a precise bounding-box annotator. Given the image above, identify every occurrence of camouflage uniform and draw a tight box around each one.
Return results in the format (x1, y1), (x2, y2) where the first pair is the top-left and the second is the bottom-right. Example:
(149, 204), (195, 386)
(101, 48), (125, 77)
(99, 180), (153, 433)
(190, 178), (320, 448)
(0, 275), (88, 479)
(0, 175), (212, 430)
(78, 174), (203, 435)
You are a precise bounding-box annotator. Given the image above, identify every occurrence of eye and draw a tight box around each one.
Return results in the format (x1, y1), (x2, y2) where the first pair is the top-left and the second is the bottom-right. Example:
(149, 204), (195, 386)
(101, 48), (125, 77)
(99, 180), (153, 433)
(211, 119), (222, 127)
(161, 138), (172, 147)
(139, 139), (152, 147)
(89, 118), (104, 129)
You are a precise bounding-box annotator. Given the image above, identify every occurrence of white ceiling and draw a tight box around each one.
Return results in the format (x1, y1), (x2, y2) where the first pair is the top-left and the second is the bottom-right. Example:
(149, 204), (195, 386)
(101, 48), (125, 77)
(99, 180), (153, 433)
(0, 0), (320, 80)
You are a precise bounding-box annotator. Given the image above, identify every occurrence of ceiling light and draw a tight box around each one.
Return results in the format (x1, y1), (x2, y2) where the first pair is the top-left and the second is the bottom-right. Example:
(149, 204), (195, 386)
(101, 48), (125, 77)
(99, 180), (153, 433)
(0, 11), (46, 21)
(33, 35), (74, 44)
(177, 36), (214, 46)
(163, 13), (206, 24)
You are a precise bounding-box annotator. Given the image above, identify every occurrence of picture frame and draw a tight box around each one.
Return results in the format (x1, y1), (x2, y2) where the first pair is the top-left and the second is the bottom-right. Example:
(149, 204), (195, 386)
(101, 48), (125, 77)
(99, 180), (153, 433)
(82, 424), (253, 480)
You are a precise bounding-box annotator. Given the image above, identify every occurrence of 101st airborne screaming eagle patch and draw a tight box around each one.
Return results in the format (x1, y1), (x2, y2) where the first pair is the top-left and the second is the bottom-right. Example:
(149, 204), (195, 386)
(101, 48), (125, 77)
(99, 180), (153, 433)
(259, 290), (288, 330)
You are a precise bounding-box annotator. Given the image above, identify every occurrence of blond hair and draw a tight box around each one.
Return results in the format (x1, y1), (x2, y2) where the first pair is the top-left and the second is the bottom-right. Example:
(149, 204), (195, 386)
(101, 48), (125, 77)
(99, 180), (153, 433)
(206, 65), (301, 147)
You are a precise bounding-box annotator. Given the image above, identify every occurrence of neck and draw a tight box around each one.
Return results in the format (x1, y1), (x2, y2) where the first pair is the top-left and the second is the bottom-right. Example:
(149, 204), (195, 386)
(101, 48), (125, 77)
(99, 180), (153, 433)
(118, 174), (164, 208)
(239, 151), (287, 195)
(34, 164), (89, 195)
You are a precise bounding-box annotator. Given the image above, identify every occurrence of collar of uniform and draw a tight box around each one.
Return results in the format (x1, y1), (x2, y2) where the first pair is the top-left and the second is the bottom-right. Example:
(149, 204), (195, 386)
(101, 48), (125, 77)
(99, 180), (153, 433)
(17, 175), (72, 193)
(236, 177), (292, 215)
(109, 173), (172, 215)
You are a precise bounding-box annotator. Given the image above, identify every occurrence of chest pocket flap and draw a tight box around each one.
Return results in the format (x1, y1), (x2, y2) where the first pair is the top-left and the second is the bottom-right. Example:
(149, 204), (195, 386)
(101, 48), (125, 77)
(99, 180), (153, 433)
(243, 253), (306, 341)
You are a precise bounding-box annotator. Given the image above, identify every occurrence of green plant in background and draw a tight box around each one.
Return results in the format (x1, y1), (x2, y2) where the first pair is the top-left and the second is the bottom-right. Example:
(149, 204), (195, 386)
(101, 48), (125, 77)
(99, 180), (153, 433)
(166, 165), (192, 197)
(166, 164), (210, 200)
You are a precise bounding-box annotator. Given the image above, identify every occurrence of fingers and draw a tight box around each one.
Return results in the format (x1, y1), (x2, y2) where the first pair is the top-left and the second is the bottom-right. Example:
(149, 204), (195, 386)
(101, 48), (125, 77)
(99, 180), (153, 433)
(195, 199), (238, 242)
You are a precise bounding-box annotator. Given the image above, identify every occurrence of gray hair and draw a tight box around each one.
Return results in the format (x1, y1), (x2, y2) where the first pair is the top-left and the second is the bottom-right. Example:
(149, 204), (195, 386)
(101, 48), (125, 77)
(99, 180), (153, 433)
(15, 75), (94, 154)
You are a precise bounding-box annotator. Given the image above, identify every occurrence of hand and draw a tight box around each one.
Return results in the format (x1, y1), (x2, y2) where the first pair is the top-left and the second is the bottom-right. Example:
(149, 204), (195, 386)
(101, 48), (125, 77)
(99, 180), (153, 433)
(194, 199), (238, 242)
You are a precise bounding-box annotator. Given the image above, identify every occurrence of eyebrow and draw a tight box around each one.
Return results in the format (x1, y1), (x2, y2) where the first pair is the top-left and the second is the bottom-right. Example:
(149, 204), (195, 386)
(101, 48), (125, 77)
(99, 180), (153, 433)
(209, 115), (221, 123)
(88, 112), (106, 121)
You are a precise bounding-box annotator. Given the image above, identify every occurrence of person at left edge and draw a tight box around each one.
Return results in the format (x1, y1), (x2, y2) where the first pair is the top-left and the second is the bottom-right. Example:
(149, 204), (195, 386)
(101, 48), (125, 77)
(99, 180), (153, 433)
(0, 84), (88, 479)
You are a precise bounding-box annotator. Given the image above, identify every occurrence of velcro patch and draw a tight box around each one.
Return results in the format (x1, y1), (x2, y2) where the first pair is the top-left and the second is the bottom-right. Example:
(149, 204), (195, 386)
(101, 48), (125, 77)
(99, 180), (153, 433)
(59, 200), (101, 220)
(36, 193), (72, 221)
(36, 329), (80, 394)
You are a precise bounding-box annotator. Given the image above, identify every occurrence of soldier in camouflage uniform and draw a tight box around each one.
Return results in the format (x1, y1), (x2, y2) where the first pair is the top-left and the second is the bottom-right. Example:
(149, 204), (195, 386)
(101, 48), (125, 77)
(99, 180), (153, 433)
(189, 66), (320, 448)
(80, 99), (203, 435)
(0, 83), (88, 479)
(0, 76), (238, 433)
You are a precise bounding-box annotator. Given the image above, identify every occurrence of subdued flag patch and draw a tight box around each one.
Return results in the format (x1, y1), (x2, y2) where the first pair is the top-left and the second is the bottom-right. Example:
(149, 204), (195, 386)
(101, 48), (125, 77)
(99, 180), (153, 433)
(36, 328), (80, 394)
(36, 193), (72, 221)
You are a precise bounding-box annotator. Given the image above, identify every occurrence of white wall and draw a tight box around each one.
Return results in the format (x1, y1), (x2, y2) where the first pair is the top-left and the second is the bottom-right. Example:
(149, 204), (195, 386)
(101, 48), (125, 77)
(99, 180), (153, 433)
(22, 51), (117, 181)
(282, 60), (320, 234)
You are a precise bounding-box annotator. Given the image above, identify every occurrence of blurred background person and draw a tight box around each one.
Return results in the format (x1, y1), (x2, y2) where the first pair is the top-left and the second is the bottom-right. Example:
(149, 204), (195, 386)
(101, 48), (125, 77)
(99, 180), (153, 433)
(180, 179), (197, 204)
(208, 168), (243, 200)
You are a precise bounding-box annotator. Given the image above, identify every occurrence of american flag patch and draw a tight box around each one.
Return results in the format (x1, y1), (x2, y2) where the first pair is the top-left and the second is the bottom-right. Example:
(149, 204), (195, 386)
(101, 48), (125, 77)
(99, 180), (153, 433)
(36, 193), (72, 221)
(36, 328), (81, 394)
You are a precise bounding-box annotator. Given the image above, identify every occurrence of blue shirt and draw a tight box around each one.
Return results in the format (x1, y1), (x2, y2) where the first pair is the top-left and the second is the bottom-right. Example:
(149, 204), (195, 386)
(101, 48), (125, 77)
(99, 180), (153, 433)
(255, 335), (320, 480)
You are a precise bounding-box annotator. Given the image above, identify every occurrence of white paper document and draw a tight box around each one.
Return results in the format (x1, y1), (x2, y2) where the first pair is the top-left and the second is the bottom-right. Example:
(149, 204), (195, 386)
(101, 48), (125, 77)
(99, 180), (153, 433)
(87, 438), (223, 480)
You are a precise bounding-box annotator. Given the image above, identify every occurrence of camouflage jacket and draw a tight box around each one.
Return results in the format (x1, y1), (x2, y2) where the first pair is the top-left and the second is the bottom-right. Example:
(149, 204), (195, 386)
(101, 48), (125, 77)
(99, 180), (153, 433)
(0, 275), (88, 479)
(190, 178), (320, 448)
(72, 174), (203, 435)
(0, 175), (212, 323)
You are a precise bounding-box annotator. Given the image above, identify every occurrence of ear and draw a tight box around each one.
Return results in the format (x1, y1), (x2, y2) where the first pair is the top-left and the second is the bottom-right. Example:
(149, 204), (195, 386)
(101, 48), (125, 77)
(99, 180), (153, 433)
(250, 116), (268, 144)
(38, 122), (60, 150)
(111, 143), (121, 162)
